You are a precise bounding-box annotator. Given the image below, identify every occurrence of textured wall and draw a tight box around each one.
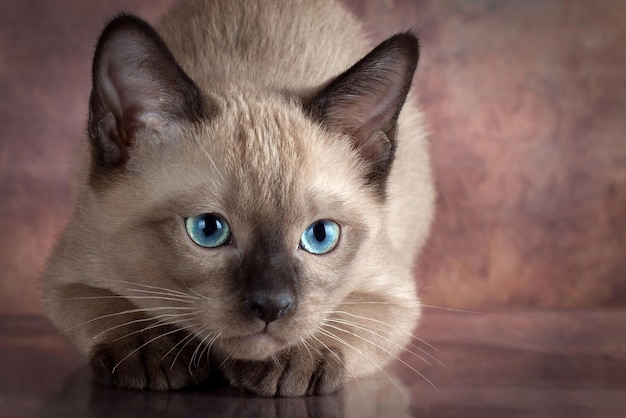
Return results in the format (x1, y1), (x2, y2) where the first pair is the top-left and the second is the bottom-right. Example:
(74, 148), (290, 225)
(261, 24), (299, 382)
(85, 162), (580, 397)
(410, 1), (626, 308)
(1, 0), (624, 314)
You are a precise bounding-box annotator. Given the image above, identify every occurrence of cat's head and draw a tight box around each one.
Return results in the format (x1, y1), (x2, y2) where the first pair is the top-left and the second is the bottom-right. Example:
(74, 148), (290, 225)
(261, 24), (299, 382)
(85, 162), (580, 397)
(83, 15), (419, 360)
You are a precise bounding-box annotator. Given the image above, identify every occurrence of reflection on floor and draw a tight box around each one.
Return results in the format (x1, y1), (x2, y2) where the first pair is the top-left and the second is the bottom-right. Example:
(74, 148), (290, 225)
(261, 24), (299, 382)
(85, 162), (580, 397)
(1, 311), (625, 418)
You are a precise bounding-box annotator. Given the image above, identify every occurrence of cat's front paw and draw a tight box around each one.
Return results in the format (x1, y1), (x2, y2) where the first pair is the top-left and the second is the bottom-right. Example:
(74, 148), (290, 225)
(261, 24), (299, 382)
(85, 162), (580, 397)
(220, 346), (345, 397)
(89, 324), (212, 391)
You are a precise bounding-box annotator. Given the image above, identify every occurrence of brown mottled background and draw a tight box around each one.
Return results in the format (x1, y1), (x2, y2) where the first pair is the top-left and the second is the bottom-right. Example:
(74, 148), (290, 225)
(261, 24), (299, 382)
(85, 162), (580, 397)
(1, 0), (625, 315)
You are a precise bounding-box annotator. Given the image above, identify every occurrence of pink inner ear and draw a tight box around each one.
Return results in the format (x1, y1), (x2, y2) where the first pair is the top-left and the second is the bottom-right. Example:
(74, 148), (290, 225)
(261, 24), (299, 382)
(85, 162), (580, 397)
(313, 34), (418, 162)
(327, 74), (404, 145)
(358, 131), (392, 163)
(309, 33), (418, 188)
(88, 15), (208, 170)
(97, 35), (169, 143)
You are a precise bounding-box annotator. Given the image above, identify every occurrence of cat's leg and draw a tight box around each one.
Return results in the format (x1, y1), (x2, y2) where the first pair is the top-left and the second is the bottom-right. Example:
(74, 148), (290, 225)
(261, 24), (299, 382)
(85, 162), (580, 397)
(45, 283), (213, 390)
(217, 338), (346, 397)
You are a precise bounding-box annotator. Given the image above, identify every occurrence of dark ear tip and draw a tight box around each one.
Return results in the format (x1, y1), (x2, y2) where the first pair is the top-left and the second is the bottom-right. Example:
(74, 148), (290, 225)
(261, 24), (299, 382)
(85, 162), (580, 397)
(388, 32), (419, 47)
(101, 13), (152, 35)
(93, 14), (153, 69)
(382, 32), (420, 65)
(94, 13), (158, 54)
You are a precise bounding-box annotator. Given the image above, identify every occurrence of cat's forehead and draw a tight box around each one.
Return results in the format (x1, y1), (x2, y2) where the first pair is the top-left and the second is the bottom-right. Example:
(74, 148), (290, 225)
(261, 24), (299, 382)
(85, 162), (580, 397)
(230, 96), (304, 171)
(195, 93), (337, 186)
(149, 91), (366, 219)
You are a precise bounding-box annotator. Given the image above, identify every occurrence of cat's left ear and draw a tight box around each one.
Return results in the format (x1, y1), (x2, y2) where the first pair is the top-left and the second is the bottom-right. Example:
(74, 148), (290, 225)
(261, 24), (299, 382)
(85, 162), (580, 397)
(88, 14), (209, 170)
(308, 33), (419, 189)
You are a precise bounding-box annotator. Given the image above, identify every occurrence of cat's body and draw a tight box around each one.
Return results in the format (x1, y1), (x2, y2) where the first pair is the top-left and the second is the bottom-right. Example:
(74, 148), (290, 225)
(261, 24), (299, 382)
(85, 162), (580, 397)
(42, 0), (434, 396)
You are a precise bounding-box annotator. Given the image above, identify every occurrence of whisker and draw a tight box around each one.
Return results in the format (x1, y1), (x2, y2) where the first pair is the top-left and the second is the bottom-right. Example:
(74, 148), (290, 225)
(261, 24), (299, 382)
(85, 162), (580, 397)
(325, 310), (448, 369)
(106, 279), (199, 299)
(299, 338), (315, 363)
(325, 318), (433, 367)
(171, 325), (207, 371)
(339, 301), (419, 306)
(406, 339), (447, 370)
(199, 332), (221, 366)
(113, 320), (170, 342)
(309, 334), (344, 367)
(125, 287), (202, 302)
(410, 335), (438, 351)
(112, 326), (187, 374)
(168, 326), (208, 373)
(184, 283), (210, 301)
(190, 331), (214, 375)
(420, 304), (480, 314)
(325, 309), (401, 328)
(308, 333), (364, 397)
(271, 354), (284, 373)
(92, 312), (196, 340)
(192, 135), (226, 183)
(325, 309), (415, 339)
(317, 328), (407, 398)
(160, 323), (201, 362)
(46, 295), (194, 304)
(340, 298), (480, 314)
(217, 350), (232, 370)
(64, 306), (197, 332)
(322, 323), (438, 391)
(416, 281), (440, 291)
(111, 314), (197, 342)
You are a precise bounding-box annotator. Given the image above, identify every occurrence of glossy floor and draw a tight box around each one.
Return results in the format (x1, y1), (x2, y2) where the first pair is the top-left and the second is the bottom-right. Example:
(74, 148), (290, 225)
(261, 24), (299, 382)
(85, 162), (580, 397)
(2, 310), (625, 418)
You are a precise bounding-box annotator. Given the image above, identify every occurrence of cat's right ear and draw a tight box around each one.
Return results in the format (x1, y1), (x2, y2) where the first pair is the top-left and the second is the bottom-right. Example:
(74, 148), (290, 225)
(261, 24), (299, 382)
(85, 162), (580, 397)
(88, 15), (209, 170)
(306, 33), (419, 193)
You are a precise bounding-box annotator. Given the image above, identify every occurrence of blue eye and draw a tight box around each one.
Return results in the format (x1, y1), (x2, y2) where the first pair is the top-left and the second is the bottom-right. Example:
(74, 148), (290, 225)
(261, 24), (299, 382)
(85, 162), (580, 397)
(185, 214), (231, 248)
(299, 220), (340, 254)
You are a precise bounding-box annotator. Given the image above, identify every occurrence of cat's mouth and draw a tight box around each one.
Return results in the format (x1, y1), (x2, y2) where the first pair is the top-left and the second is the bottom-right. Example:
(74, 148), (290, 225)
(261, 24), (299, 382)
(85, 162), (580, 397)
(199, 308), (321, 361)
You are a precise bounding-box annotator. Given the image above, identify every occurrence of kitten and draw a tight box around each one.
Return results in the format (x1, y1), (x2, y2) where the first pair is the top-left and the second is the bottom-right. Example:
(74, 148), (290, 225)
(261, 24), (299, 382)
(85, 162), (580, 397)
(42, 0), (434, 397)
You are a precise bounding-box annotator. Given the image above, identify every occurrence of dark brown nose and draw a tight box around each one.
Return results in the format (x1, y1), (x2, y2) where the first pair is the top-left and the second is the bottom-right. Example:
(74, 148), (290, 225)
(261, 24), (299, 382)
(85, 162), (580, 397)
(244, 294), (293, 324)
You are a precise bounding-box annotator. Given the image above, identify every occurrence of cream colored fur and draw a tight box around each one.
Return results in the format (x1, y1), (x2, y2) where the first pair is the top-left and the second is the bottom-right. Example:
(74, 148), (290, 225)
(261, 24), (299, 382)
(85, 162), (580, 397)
(42, 0), (434, 395)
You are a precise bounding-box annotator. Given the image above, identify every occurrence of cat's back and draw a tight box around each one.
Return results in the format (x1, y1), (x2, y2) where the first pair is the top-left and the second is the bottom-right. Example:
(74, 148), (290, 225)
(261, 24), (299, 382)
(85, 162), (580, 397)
(158, 0), (367, 91)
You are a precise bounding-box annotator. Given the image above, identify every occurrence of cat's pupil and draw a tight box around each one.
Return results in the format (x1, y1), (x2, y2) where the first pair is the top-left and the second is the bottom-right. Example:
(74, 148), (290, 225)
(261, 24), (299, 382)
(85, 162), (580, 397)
(201, 216), (220, 236)
(313, 222), (326, 242)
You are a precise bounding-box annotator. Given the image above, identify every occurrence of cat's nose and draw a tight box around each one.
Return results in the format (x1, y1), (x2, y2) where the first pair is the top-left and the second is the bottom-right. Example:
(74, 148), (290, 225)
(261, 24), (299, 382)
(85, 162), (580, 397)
(244, 294), (293, 324)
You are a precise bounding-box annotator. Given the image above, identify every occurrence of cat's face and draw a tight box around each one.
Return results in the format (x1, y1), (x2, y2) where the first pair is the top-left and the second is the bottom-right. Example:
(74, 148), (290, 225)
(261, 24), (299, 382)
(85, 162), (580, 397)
(83, 17), (419, 362)
(94, 91), (385, 360)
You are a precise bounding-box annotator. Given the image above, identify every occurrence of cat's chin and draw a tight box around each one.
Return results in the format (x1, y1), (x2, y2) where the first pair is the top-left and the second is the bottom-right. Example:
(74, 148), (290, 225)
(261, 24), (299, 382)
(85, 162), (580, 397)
(220, 332), (291, 361)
